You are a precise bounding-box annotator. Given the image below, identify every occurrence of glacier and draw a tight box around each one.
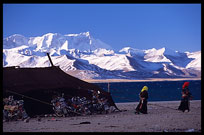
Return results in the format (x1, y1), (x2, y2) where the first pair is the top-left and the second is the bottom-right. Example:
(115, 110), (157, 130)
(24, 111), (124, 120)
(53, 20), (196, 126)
(3, 32), (201, 79)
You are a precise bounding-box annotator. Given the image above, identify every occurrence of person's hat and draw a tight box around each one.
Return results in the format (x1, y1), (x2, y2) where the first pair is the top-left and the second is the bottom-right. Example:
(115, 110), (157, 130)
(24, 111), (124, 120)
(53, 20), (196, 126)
(182, 82), (190, 89)
(141, 86), (148, 92)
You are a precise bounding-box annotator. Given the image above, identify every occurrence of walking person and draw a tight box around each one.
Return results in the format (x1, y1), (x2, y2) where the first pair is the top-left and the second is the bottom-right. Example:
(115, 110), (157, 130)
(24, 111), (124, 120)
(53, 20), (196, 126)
(178, 82), (193, 112)
(135, 86), (149, 114)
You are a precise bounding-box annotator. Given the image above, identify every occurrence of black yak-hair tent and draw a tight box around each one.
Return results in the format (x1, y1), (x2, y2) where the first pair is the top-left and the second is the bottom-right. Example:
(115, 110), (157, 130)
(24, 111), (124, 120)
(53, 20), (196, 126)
(3, 66), (119, 116)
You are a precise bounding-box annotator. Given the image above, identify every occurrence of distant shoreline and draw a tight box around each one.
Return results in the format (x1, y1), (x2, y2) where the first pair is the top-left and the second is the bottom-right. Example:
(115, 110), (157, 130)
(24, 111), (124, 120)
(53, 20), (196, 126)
(84, 78), (201, 83)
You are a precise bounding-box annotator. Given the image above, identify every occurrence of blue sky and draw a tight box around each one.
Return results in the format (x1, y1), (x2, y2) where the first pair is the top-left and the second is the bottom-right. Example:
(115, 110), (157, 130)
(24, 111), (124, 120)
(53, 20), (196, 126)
(3, 4), (201, 52)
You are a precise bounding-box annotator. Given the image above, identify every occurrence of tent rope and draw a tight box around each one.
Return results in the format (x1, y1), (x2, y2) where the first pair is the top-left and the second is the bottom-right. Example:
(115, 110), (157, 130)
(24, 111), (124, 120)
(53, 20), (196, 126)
(5, 90), (101, 116)
(6, 90), (52, 106)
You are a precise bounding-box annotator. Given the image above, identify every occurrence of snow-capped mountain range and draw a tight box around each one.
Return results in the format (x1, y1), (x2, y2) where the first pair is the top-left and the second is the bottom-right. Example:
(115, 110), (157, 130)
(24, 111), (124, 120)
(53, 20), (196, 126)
(3, 32), (201, 79)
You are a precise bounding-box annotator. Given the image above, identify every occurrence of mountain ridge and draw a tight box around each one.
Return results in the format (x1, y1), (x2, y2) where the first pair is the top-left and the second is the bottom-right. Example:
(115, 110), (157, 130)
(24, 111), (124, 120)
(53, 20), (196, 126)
(3, 32), (201, 79)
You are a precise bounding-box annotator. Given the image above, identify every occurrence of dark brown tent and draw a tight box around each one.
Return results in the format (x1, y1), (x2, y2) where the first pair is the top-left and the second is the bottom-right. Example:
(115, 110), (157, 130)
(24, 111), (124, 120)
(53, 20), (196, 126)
(3, 66), (119, 116)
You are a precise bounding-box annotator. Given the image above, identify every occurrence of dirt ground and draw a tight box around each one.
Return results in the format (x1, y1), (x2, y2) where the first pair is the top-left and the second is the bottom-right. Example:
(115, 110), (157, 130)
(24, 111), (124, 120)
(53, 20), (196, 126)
(3, 100), (201, 132)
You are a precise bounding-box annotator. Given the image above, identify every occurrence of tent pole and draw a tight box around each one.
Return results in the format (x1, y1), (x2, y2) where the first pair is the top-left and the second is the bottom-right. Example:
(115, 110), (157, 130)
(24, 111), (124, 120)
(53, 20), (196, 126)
(108, 82), (110, 93)
(47, 53), (54, 67)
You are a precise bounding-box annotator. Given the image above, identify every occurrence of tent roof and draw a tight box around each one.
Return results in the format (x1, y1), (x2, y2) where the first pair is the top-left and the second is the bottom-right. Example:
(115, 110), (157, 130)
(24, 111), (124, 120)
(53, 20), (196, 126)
(3, 66), (102, 94)
(3, 66), (120, 116)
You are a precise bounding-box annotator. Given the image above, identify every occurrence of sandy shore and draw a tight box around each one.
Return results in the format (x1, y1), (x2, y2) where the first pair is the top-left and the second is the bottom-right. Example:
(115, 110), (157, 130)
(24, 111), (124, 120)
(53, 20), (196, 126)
(3, 100), (201, 132)
(84, 78), (201, 83)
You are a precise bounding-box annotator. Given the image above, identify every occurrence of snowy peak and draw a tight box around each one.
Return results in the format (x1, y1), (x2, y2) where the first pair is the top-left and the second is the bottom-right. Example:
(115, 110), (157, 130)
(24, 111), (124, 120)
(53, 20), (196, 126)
(3, 32), (201, 79)
(65, 31), (90, 37)
(144, 47), (180, 56)
(119, 47), (145, 58)
(144, 48), (171, 62)
(80, 31), (90, 37)
(4, 32), (113, 54)
(93, 48), (115, 56)
(185, 51), (201, 70)
(31, 33), (67, 52)
(3, 34), (29, 49)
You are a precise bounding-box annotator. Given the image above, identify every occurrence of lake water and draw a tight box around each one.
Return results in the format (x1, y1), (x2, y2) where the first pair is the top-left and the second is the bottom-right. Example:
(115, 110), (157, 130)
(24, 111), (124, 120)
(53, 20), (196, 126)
(94, 80), (201, 103)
